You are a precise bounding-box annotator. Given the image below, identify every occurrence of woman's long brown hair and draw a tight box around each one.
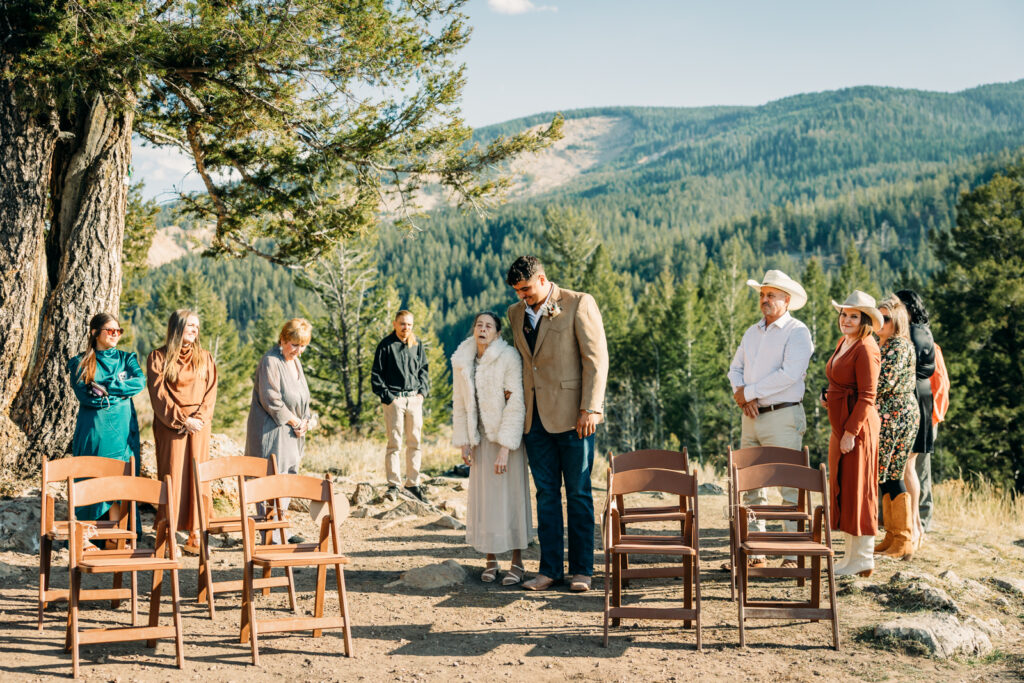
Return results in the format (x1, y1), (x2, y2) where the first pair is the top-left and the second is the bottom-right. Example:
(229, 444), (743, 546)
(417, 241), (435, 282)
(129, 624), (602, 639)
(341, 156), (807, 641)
(161, 309), (209, 384)
(76, 313), (118, 385)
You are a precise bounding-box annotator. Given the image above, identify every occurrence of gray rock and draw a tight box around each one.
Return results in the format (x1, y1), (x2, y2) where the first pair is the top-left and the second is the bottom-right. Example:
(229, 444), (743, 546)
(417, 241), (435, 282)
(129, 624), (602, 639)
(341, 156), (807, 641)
(350, 482), (377, 507)
(912, 582), (960, 614)
(698, 482), (724, 495)
(963, 615), (1006, 639)
(988, 576), (1024, 598)
(377, 498), (435, 520)
(874, 614), (993, 659)
(386, 559), (467, 589)
(433, 514), (465, 530)
(0, 497), (41, 553)
(350, 506), (372, 519)
(440, 499), (467, 521)
(0, 561), (25, 579)
(938, 569), (962, 586)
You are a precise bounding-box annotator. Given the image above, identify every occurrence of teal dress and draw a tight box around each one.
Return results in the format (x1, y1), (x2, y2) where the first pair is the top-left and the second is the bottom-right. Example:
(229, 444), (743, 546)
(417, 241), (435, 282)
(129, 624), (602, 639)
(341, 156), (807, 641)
(68, 349), (146, 520)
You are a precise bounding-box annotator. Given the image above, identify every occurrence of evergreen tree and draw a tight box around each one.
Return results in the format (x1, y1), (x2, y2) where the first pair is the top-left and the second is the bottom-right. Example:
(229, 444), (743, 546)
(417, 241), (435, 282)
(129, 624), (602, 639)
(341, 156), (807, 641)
(800, 258), (834, 465)
(539, 206), (599, 290)
(406, 296), (453, 435)
(931, 160), (1024, 490)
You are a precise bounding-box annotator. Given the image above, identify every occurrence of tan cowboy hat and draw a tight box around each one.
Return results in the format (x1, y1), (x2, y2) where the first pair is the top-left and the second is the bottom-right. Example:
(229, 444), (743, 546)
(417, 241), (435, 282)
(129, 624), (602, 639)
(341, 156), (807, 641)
(746, 270), (807, 311)
(831, 290), (883, 332)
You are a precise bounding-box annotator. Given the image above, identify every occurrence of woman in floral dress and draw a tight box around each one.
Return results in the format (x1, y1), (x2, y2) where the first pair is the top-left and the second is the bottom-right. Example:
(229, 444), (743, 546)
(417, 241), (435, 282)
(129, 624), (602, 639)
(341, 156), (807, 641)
(873, 295), (919, 560)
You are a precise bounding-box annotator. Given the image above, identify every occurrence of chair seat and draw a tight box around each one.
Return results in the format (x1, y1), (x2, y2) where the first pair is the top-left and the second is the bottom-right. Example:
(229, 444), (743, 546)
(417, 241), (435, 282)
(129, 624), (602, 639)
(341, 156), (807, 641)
(741, 539), (832, 556)
(208, 516), (289, 534)
(78, 553), (183, 574)
(620, 511), (687, 523)
(252, 549), (351, 567)
(611, 540), (695, 556)
(749, 511), (813, 522)
(47, 521), (135, 541)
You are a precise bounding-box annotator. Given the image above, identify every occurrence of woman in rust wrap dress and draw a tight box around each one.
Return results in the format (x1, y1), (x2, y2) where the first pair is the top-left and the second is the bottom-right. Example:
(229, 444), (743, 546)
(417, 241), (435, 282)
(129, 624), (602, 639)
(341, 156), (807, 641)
(147, 309), (218, 549)
(824, 291), (882, 578)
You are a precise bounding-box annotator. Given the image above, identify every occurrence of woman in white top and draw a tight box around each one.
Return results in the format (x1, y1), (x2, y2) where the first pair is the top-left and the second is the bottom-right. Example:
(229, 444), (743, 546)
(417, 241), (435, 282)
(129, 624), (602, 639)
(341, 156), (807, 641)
(451, 311), (531, 586)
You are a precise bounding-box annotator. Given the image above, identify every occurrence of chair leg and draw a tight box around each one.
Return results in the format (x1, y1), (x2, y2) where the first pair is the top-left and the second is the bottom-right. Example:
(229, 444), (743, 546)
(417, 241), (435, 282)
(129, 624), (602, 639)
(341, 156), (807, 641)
(797, 554), (806, 588)
(826, 555), (840, 651)
(611, 553), (622, 628)
(683, 553), (693, 630)
(693, 554), (702, 651)
(111, 536), (125, 609)
(170, 568), (185, 669)
(240, 561), (252, 644)
(146, 569), (164, 648)
(38, 535), (51, 630)
(70, 569), (81, 679)
(313, 565), (327, 637)
(196, 530), (209, 604)
(261, 564), (273, 597)
(728, 520), (737, 602)
(246, 564), (260, 666)
(737, 549), (747, 648)
(602, 550), (611, 648)
(810, 556), (821, 622)
(286, 566), (298, 613)
(131, 570), (139, 627)
(335, 564), (353, 657)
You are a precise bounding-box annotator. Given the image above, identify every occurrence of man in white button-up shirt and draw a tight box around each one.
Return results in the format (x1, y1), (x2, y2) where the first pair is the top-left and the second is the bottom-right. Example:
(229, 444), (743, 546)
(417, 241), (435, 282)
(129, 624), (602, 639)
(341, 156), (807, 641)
(728, 270), (814, 567)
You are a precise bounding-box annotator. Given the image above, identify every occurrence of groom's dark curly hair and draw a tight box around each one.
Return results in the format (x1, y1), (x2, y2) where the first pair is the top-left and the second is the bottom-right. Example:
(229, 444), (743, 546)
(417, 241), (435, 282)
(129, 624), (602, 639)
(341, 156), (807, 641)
(506, 255), (545, 286)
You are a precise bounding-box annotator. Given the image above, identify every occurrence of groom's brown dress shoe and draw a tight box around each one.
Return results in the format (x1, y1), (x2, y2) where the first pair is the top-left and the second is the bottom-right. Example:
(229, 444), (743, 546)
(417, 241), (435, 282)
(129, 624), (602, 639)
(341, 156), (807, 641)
(522, 574), (558, 591)
(568, 575), (592, 592)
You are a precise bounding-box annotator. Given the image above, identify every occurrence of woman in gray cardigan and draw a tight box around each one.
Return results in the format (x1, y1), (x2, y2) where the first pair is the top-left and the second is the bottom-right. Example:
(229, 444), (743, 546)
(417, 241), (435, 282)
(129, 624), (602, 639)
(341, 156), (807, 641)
(245, 318), (315, 482)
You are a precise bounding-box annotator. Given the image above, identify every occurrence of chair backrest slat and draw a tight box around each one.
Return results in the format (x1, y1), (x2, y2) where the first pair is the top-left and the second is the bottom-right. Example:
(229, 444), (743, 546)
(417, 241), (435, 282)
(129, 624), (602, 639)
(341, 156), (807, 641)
(71, 476), (166, 509)
(243, 474), (330, 506)
(729, 445), (809, 470)
(44, 455), (133, 485)
(611, 468), (696, 497)
(734, 463), (824, 494)
(195, 455), (274, 484)
(613, 448), (689, 473)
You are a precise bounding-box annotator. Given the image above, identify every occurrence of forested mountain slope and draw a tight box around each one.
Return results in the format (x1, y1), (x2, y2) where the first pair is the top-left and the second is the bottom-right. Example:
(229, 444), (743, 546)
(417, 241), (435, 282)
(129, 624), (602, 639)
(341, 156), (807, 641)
(379, 80), (1024, 349)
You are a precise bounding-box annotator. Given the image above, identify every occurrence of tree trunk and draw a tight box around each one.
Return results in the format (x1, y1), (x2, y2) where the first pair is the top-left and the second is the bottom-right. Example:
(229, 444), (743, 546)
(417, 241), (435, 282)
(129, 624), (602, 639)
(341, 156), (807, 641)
(7, 94), (133, 475)
(0, 68), (59, 470)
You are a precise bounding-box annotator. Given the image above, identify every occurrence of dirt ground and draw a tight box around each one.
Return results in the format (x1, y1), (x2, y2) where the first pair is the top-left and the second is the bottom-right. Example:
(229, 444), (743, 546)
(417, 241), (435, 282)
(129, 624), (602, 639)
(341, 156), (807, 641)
(2, 474), (1023, 682)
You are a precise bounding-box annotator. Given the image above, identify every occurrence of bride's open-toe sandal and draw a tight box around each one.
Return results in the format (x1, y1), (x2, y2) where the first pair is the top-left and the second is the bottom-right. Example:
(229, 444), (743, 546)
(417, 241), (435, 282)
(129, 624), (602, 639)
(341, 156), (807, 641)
(481, 562), (500, 583)
(502, 564), (526, 586)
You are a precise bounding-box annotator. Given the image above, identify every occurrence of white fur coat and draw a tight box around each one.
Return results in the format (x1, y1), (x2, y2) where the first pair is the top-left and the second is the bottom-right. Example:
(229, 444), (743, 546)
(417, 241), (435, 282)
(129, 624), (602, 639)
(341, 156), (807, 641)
(451, 337), (525, 451)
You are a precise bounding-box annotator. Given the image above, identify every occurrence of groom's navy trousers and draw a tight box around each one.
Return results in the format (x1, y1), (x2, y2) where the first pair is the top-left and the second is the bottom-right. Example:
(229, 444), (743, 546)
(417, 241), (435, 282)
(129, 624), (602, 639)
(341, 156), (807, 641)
(524, 407), (595, 580)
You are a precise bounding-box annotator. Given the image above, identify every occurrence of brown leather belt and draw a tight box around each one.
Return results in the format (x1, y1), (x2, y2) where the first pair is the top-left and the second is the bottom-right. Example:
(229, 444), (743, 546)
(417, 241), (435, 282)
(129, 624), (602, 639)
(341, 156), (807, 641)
(757, 401), (800, 414)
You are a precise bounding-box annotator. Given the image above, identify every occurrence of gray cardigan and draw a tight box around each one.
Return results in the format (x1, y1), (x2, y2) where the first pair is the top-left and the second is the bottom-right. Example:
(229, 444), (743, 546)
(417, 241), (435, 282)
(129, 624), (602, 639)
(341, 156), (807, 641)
(244, 346), (311, 473)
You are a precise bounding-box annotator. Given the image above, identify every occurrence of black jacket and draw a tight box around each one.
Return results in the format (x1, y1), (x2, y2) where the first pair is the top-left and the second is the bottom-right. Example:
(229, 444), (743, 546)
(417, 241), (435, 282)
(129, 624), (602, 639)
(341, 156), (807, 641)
(371, 332), (430, 404)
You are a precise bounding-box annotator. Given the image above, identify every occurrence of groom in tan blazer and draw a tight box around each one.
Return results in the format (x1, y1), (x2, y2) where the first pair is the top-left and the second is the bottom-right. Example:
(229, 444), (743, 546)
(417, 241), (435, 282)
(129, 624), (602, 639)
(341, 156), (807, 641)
(506, 255), (608, 592)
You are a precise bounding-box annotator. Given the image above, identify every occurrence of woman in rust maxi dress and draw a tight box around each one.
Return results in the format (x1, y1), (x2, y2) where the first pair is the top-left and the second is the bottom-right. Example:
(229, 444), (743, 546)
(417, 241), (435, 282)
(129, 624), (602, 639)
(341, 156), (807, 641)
(147, 309), (218, 549)
(824, 291), (882, 578)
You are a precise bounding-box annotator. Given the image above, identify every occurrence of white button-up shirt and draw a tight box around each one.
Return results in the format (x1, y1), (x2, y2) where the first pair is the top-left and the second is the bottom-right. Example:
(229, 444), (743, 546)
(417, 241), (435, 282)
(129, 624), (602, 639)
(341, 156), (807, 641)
(524, 283), (554, 330)
(727, 312), (814, 406)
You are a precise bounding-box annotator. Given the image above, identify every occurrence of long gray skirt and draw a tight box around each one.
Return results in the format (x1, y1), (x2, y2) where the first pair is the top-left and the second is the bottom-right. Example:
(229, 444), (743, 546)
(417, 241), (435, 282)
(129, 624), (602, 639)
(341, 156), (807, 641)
(466, 438), (532, 554)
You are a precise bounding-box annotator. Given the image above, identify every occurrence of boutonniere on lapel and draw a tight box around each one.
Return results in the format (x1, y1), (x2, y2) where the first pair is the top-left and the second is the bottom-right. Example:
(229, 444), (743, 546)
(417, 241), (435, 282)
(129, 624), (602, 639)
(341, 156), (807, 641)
(543, 300), (563, 319)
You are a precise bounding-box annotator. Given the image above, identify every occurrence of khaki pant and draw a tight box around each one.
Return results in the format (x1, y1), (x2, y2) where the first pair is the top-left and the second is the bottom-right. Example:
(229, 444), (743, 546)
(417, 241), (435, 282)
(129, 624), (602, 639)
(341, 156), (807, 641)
(384, 395), (423, 487)
(740, 405), (806, 558)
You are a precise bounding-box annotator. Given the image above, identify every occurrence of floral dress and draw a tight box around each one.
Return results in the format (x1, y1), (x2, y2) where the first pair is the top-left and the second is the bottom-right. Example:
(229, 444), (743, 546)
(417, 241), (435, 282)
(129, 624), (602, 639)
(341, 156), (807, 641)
(876, 336), (920, 483)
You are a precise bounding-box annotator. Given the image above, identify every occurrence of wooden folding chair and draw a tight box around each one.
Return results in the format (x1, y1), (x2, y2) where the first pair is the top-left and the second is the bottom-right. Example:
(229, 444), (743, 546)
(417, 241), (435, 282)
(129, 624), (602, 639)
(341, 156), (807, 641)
(733, 463), (839, 650)
(612, 449), (690, 585)
(66, 475), (185, 677)
(38, 456), (137, 630)
(192, 455), (296, 619)
(603, 467), (701, 650)
(727, 445), (813, 600)
(238, 473), (353, 665)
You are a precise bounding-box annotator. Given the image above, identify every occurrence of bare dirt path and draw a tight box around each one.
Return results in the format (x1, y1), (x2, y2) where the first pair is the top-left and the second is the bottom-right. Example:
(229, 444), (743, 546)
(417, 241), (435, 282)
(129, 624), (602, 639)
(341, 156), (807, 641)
(1, 480), (1022, 681)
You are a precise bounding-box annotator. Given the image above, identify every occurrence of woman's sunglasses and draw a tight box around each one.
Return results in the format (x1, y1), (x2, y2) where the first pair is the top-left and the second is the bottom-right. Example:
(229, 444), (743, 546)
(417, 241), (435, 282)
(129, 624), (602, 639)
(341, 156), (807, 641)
(101, 328), (124, 336)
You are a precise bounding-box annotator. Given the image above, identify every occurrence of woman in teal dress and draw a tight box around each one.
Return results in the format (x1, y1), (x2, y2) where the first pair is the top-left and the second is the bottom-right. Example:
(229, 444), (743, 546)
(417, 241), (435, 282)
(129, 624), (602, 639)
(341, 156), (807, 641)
(68, 313), (146, 520)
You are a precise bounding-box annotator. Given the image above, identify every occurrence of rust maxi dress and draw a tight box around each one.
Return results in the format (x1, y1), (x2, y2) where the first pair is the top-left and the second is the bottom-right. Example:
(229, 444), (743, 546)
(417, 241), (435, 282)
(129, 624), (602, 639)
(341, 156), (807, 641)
(146, 344), (218, 535)
(825, 336), (881, 536)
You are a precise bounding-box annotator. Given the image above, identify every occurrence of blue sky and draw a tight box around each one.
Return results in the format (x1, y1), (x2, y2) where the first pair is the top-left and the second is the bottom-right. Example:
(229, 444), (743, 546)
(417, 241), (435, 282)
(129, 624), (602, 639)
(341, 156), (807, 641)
(134, 0), (1024, 200)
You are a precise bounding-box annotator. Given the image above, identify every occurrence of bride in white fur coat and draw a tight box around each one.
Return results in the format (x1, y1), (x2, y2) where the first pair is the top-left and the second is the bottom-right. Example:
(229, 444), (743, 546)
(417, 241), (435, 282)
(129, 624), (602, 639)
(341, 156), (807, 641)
(451, 311), (532, 586)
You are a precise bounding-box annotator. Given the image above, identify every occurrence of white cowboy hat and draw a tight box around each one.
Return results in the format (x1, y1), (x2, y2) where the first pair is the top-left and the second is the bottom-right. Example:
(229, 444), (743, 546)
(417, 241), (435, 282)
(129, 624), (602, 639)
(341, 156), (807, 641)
(746, 270), (807, 311)
(831, 290), (883, 332)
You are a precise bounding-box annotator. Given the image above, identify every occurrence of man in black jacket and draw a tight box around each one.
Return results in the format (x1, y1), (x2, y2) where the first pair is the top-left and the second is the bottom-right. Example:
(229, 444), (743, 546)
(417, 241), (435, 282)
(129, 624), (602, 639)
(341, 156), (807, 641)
(371, 310), (430, 501)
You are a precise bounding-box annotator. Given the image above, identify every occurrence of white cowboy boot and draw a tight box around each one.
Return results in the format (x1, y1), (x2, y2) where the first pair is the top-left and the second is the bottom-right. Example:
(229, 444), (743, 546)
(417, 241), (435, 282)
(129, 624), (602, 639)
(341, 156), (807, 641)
(835, 535), (875, 577)
(832, 532), (851, 572)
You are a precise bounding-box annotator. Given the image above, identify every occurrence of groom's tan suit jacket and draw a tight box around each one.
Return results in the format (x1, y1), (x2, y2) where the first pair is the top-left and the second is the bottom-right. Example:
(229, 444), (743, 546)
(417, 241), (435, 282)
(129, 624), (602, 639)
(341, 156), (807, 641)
(507, 283), (609, 434)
